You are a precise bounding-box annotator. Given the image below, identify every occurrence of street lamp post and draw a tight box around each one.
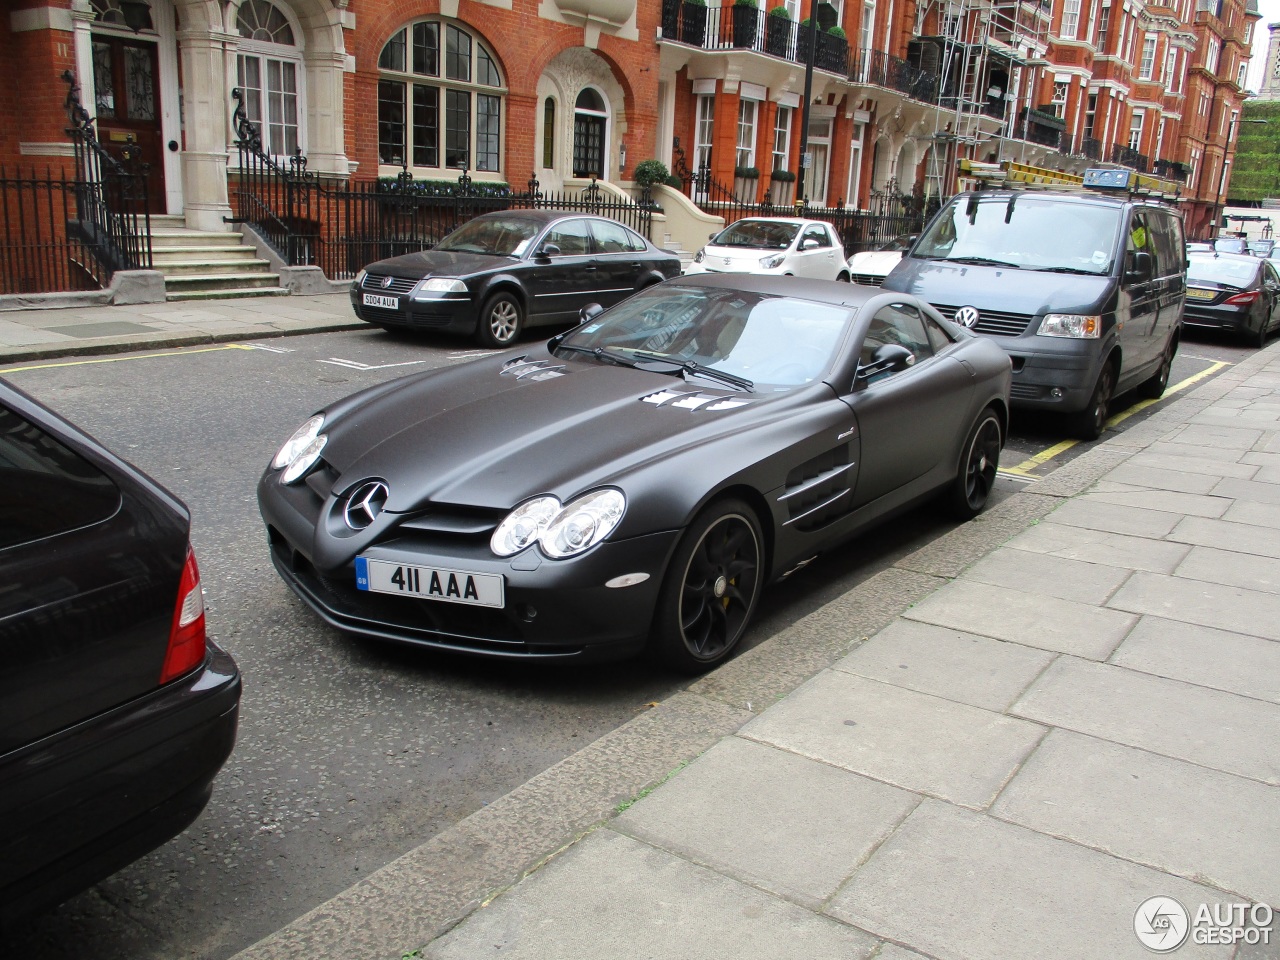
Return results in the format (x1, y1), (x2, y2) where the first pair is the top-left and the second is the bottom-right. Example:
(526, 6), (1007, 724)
(795, 0), (839, 209)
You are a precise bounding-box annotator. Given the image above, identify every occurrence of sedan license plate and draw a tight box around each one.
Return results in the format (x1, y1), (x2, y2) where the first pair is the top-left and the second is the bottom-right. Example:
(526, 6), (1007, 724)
(362, 293), (400, 310)
(355, 557), (504, 608)
(1186, 288), (1217, 301)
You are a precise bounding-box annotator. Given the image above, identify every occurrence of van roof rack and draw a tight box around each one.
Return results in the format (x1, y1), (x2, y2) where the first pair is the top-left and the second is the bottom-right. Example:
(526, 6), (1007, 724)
(956, 160), (1182, 203)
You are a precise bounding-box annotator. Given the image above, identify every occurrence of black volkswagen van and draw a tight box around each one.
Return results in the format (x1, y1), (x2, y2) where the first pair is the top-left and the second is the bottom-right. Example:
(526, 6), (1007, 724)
(882, 183), (1185, 439)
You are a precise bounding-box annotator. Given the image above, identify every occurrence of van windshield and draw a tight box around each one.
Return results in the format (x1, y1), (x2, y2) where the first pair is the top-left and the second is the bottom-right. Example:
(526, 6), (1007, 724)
(915, 196), (1122, 276)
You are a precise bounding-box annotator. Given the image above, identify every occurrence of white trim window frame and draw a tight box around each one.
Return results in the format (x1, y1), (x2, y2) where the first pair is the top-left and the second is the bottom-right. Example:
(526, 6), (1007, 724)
(1061, 0), (1081, 40)
(377, 20), (506, 176)
(1164, 48), (1177, 85)
(1139, 34), (1156, 79)
(736, 97), (759, 170)
(1128, 108), (1144, 151)
(694, 93), (715, 172)
(235, 0), (305, 160)
(772, 105), (792, 174)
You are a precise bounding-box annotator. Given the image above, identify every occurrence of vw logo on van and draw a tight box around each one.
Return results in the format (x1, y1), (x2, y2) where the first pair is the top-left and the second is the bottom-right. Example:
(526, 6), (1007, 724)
(954, 306), (980, 328)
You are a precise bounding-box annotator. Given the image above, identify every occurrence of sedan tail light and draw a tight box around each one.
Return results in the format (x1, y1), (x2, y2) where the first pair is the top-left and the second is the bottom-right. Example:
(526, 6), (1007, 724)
(161, 546), (207, 684)
(1223, 291), (1260, 307)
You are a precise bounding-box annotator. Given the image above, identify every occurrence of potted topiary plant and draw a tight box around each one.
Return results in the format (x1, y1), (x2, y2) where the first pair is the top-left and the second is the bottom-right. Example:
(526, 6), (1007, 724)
(765, 5), (793, 57)
(732, 0), (760, 48)
(733, 165), (760, 201)
(768, 167), (796, 205)
(680, 0), (707, 46)
(633, 159), (670, 187)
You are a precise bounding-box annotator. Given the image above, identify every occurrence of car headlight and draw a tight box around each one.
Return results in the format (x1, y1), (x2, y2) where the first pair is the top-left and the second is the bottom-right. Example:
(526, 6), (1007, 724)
(353, 269), (367, 289)
(1038, 314), (1101, 339)
(760, 253), (787, 269)
(490, 489), (626, 559)
(490, 496), (560, 557)
(272, 414), (328, 484)
(693, 249), (705, 263)
(419, 277), (468, 294)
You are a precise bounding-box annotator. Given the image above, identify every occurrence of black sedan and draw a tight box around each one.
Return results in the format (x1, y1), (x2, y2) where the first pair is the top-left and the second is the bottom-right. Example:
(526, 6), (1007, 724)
(351, 210), (682, 347)
(262, 276), (1011, 672)
(0, 380), (240, 924)
(1184, 251), (1280, 347)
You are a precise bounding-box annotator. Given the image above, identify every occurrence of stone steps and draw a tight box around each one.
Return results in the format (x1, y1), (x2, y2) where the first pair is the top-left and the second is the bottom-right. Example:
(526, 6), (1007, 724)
(147, 221), (286, 300)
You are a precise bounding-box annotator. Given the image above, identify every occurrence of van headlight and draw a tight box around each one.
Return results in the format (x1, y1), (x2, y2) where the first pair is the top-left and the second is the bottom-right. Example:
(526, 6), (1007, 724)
(1038, 314), (1101, 339)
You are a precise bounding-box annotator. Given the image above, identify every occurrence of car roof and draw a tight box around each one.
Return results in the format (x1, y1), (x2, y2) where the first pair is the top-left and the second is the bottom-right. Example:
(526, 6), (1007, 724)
(673, 272), (887, 308)
(951, 189), (1154, 210)
(472, 209), (627, 227)
(1190, 250), (1260, 263)
(728, 217), (826, 227)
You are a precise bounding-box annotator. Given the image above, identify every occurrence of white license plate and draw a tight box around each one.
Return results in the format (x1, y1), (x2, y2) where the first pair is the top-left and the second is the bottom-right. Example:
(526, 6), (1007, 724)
(363, 293), (400, 309)
(1186, 288), (1217, 301)
(355, 556), (504, 608)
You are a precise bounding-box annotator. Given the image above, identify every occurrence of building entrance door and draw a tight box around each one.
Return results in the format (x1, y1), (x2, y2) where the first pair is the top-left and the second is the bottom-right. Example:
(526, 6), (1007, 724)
(91, 35), (166, 214)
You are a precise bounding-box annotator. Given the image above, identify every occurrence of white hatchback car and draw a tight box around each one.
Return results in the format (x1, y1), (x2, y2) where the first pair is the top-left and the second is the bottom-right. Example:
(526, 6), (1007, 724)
(684, 218), (850, 281)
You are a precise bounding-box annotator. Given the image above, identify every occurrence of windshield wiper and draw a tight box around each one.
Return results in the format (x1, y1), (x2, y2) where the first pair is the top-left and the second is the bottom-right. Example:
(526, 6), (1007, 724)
(945, 256), (1022, 269)
(629, 351), (754, 392)
(1038, 265), (1102, 276)
(554, 344), (642, 368)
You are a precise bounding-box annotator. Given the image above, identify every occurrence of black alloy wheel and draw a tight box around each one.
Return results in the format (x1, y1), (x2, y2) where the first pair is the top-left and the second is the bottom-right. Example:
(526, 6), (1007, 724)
(1068, 361), (1115, 441)
(653, 499), (763, 673)
(476, 291), (524, 348)
(948, 407), (1002, 520)
(1137, 334), (1177, 400)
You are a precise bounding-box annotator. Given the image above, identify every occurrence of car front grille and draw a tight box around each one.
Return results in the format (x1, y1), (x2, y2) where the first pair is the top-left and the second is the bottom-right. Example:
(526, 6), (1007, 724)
(849, 273), (886, 286)
(360, 304), (458, 329)
(362, 273), (418, 294)
(933, 303), (1034, 337)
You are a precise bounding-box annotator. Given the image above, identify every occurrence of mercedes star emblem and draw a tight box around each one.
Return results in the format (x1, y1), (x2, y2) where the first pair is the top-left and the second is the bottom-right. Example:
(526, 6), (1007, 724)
(344, 480), (389, 530)
(954, 306), (980, 328)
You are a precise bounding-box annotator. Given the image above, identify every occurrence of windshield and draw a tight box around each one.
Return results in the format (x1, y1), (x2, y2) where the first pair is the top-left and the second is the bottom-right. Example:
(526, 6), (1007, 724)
(555, 285), (853, 389)
(711, 220), (801, 250)
(915, 196), (1122, 275)
(1188, 255), (1259, 286)
(436, 217), (542, 256)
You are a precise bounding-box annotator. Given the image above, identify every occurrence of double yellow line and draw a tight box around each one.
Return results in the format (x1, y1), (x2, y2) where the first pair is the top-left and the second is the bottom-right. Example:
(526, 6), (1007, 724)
(1000, 359), (1231, 479)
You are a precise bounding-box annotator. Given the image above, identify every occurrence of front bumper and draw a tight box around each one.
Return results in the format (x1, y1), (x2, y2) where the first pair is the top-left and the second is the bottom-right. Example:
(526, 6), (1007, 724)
(0, 643), (240, 924)
(350, 287), (477, 334)
(262, 504), (681, 662)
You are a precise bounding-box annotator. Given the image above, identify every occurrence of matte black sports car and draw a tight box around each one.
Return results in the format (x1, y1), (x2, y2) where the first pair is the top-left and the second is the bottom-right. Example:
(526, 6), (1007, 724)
(351, 210), (681, 347)
(262, 276), (1011, 672)
(1184, 251), (1280, 347)
(0, 380), (240, 924)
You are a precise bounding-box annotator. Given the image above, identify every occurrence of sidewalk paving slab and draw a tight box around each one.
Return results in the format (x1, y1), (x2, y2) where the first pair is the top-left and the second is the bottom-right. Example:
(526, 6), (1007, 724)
(1175, 545), (1280, 594)
(1010, 657), (1280, 784)
(957, 547), (1133, 604)
(1001, 519), (1192, 573)
(827, 800), (1234, 960)
(1110, 615), (1280, 703)
(991, 729), (1280, 906)
(1108, 570), (1280, 637)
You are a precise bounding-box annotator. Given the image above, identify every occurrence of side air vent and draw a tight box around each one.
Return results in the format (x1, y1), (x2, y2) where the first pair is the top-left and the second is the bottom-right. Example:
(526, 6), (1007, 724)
(501, 356), (567, 381)
(779, 445), (854, 532)
(640, 389), (751, 411)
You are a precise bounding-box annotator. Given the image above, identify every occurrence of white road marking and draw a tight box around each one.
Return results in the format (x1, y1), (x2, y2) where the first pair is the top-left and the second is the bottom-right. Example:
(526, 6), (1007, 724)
(243, 342), (296, 353)
(318, 358), (427, 370)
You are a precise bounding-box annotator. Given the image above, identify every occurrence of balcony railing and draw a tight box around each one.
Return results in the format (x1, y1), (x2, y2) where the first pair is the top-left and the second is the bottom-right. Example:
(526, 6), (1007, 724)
(660, 0), (848, 68)
(1111, 143), (1150, 173)
(850, 49), (940, 103)
(1080, 137), (1102, 161)
(1152, 159), (1189, 183)
(1011, 108), (1064, 149)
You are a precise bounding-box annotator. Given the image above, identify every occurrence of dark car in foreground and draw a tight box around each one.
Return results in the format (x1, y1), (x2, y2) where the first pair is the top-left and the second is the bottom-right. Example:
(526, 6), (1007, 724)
(0, 381), (240, 925)
(261, 276), (1011, 672)
(1184, 251), (1280, 347)
(351, 210), (681, 347)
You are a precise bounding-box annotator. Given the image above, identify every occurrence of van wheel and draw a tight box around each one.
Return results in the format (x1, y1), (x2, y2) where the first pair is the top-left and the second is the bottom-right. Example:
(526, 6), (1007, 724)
(1136, 336), (1176, 399)
(1067, 362), (1115, 441)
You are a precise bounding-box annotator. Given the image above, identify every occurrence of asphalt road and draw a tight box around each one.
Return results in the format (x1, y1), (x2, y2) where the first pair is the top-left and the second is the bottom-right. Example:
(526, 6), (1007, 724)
(0, 324), (1252, 960)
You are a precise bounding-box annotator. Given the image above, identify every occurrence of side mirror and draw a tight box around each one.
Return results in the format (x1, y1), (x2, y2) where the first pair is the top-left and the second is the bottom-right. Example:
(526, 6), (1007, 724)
(579, 302), (605, 323)
(709, 232), (719, 240)
(857, 343), (915, 381)
(1126, 250), (1153, 283)
(800, 238), (820, 251)
(539, 243), (561, 258)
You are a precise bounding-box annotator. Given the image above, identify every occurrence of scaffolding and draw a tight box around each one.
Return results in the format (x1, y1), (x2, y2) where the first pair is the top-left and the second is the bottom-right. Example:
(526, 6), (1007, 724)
(909, 0), (1052, 199)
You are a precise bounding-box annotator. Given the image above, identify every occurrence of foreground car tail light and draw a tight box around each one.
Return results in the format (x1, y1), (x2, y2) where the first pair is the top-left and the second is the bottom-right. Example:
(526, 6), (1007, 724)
(1223, 291), (1259, 307)
(161, 546), (207, 684)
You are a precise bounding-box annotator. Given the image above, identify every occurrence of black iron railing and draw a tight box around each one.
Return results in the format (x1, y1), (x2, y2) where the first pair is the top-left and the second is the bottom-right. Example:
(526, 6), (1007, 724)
(60, 71), (151, 283)
(1080, 137), (1103, 161)
(1111, 143), (1150, 173)
(660, 0), (852, 74)
(670, 138), (940, 258)
(1152, 159), (1189, 183)
(850, 50), (940, 103)
(228, 90), (654, 280)
(0, 166), (105, 295)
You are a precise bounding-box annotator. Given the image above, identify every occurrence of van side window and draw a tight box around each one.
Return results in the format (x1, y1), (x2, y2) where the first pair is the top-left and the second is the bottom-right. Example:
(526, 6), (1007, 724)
(1146, 211), (1181, 278)
(861, 303), (933, 372)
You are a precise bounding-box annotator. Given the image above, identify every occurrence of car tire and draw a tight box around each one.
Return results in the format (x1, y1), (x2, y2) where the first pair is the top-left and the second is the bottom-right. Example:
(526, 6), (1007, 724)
(1066, 360), (1115, 442)
(475, 291), (523, 348)
(1252, 316), (1270, 350)
(1136, 334), (1177, 399)
(948, 406), (1002, 520)
(651, 498), (763, 674)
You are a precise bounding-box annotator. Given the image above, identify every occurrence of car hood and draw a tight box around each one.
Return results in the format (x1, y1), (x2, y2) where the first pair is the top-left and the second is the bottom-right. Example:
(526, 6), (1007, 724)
(700, 245), (782, 270)
(847, 251), (903, 274)
(884, 259), (1113, 313)
(368, 250), (519, 280)
(317, 352), (778, 513)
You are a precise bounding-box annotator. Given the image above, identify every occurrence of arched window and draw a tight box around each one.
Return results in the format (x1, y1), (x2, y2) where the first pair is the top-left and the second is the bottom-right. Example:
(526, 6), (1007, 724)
(378, 21), (505, 174)
(90, 0), (154, 31)
(543, 97), (556, 169)
(236, 0), (303, 158)
(572, 87), (608, 179)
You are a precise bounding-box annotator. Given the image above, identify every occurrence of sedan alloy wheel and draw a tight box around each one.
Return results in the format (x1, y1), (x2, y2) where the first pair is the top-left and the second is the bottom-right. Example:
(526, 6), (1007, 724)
(477, 292), (524, 348)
